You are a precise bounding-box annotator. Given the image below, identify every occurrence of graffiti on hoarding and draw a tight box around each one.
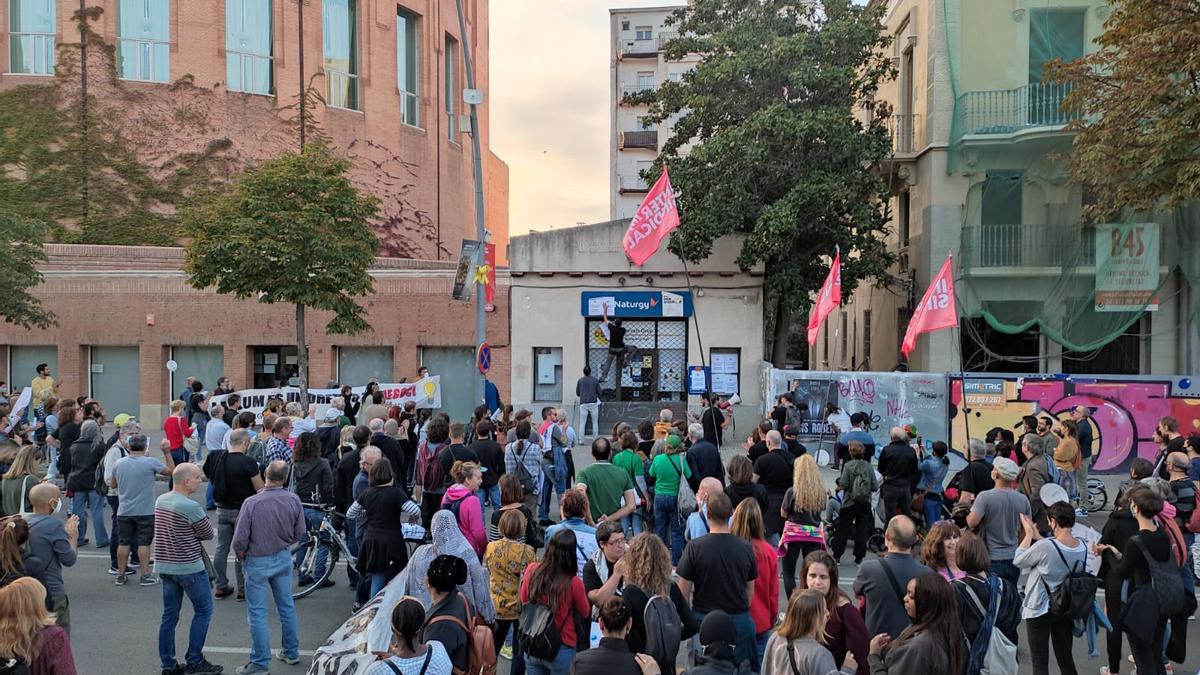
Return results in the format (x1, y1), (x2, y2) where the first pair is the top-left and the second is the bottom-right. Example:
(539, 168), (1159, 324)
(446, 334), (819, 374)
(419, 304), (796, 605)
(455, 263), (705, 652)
(950, 375), (1199, 472)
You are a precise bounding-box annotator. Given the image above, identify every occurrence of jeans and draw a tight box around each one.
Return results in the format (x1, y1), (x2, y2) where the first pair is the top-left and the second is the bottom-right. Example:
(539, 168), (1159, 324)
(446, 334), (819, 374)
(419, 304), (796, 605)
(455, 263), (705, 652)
(370, 572), (393, 598)
(653, 494), (685, 564)
(476, 484), (502, 511)
(1027, 612), (1078, 675)
(755, 630), (770, 673)
(622, 511), (645, 537)
(345, 518), (360, 586)
(525, 646), (575, 675)
(989, 559), (1020, 588)
(829, 500), (873, 563)
(293, 508), (329, 581)
(205, 482), (215, 510)
(578, 402), (600, 437)
(214, 507), (243, 592)
(538, 472), (567, 522)
(922, 493), (943, 527)
(71, 490), (108, 547)
(159, 570), (214, 669)
(106, 495), (139, 569)
(244, 549), (300, 668)
(46, 446), (59, 480)
(168, 449), (189, 490)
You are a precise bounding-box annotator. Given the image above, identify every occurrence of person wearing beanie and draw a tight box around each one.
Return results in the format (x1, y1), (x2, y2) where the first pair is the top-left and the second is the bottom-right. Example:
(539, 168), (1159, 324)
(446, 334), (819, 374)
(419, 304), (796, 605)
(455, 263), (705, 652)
(682, 611), (751, 675)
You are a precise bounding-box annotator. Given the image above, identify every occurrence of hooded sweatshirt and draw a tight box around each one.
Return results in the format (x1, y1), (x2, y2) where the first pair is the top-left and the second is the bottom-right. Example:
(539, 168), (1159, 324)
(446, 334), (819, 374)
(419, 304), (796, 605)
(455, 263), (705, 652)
(292, 457), (334, 506)
(442, 484), (486, 558)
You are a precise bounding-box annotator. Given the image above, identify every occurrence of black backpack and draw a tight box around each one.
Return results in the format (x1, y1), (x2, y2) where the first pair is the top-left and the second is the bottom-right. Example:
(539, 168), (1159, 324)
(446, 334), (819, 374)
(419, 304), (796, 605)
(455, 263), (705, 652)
(1044, 542), (1097, 620)
(510, 441), (537, 494)
(1130, 536), (1185, 616)
(517, 601), (567, 661)
(0, 657), (29, 675)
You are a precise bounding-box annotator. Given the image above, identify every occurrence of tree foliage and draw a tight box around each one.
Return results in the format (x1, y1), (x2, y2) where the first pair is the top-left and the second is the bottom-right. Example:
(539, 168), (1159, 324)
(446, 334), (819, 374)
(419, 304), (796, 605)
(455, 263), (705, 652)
(1046, 0), (1200, 219)
(183, 142), (381, 334)
(630, 0), (897, 360)
(0, 213), (56, 330)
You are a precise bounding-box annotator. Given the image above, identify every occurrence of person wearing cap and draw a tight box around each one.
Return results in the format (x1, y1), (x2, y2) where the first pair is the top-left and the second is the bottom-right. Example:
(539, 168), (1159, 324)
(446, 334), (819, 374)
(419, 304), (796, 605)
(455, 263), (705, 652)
(316, 407), (343, 460)
(967, 455), (1031, 587)
(1017, 433), (1053, 537)
(102, 415), (143, 575)
(682, 611), (751, 675)
(1038, 482), (1102, 574)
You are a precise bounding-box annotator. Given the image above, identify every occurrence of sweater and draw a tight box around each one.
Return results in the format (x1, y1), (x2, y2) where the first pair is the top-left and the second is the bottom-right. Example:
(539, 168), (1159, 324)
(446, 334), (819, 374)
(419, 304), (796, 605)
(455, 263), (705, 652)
(867, 631), (952, 675)
(1053, 437), (1081, 471)
(24, 514), (76, 597)
(442, 485), (486, 558)
(762, 634), (850, 675)
(30, 625), (76, 675)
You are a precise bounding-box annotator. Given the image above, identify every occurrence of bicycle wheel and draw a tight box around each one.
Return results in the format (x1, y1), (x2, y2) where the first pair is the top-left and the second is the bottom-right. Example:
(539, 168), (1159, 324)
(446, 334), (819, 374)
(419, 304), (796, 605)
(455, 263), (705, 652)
(1086, 482), (1108, 513)
(292, 542), (339, 600)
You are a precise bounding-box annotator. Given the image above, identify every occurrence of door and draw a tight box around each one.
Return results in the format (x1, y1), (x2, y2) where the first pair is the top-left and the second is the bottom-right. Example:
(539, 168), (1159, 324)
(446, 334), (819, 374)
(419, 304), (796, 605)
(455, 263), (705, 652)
(1028, 9), (1085, 125)
(252, 346), (298, 388)
(420, 347), (475, 421)
(980, 171), (1024, 266)
(90, 346), (140, 417)
(9, 345), (57, 393)
(170, 346), (224, 398)
(338, 347), (394, 386)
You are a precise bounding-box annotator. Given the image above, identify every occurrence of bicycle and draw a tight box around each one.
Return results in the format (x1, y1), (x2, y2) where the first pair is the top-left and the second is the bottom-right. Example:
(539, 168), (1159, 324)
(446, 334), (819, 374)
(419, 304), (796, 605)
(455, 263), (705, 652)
(1085, 477), (1108, 513)
(292, 504), (356, 600)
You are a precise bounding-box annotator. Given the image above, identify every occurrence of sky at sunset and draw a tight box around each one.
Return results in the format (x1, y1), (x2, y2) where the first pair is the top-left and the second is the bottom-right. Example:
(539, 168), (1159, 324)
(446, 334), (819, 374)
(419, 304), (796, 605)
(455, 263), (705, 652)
(490, 1), (680, 236)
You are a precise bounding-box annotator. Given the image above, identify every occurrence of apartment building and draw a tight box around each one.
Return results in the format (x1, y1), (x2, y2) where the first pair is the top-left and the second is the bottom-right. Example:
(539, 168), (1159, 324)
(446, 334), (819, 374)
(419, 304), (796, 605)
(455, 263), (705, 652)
(608, 5), (699, 220)
(809, 0), (1197, 376)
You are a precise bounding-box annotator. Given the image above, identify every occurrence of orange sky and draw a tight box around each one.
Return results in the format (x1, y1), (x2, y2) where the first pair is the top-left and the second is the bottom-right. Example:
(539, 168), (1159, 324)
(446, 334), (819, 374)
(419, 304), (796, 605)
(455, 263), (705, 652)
(490, 1), (680, 235)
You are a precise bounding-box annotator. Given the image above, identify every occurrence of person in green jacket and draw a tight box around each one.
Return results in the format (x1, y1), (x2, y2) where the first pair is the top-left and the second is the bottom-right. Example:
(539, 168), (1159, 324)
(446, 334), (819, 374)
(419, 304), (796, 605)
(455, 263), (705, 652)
(830, 441), (877, 565)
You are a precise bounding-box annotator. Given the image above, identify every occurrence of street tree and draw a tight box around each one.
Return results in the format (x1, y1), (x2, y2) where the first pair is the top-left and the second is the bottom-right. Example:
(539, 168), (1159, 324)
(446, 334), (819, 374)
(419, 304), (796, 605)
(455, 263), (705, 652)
(631, 0), (897, 364)
(0, 213), (56, 329)
(1046, 0), (1200, 219)
(183, 142), (380, 405)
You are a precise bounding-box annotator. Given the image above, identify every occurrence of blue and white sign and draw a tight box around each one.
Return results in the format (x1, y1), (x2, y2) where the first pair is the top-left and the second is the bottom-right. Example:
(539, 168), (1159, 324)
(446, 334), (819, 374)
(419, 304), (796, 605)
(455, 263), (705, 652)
(581, 291), (693, 318)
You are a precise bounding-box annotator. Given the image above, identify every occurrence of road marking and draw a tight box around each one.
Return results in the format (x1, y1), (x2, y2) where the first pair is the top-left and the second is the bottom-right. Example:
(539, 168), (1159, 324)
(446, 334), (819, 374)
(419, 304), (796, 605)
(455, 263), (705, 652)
(200, 646), (316, 657)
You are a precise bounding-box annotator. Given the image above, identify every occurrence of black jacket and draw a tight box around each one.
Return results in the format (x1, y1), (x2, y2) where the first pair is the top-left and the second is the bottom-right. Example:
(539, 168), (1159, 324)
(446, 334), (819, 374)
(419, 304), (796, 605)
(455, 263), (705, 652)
(686, 440), (725, 492)
(371, 433), (406, 484)
(684, 652), (751, 675)
(316, 425), (341, 460)
(334, 447), (362, 513)
(292, 458), (334, 505)
(66, 430), (104, 493)
(570, 638), (640, 675)
(878, 441), (919, 488)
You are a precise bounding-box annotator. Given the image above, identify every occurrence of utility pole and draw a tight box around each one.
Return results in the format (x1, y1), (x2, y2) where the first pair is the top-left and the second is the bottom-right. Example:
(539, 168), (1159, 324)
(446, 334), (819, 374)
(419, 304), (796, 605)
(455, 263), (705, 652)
(452, 0), (488, 406)
(297, 0), (306, 149)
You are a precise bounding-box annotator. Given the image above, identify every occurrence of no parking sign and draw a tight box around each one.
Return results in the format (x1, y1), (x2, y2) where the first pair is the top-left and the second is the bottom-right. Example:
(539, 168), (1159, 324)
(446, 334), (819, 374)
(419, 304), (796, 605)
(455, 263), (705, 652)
(477, 343), (492, 374)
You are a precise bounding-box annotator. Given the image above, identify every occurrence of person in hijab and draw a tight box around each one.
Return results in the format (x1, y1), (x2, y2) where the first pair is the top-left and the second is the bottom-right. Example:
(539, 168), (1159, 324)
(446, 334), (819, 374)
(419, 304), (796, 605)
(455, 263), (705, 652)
(400, 510), (495, 625)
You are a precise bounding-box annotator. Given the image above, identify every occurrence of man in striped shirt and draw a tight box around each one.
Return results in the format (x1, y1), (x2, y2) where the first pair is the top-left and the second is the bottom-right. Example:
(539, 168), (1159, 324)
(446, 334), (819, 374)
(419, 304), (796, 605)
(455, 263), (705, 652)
(154, 463), (222, 675)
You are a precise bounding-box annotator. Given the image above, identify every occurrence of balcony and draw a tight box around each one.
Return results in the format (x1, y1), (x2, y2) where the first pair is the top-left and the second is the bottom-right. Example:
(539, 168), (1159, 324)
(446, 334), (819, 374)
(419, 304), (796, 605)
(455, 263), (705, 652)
(618, 175), (650, 193)
(954, 82), (1078, 140)
(887, 113), (921, 154)
(657, 31), (680, 49)
(620, 82), (657, 101)
(620, 39), (658, 58)
(961, 223), (1098, 269)
(619, 130), (658, 151)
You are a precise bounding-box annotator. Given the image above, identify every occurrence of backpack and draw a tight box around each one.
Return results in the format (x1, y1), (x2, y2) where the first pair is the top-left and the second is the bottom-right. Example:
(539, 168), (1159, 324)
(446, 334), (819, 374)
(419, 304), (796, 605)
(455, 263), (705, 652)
(418, 441), (447, 492)
(666, 455), (697, 514)
(959, 575), (1017, 675)
(1043, 542), (1097, 620)
(1130, 536), (1185, 616)
(0, 657), (29, 675)
(641, 590), (682, 669)
(95, 445), (128, 496)
(246, 437), (268, 472)
(442, 495), (466, 522)
(517, 599), (567, 661)
(784, 406), (803, 432)
(425, 592), (496, 675)
(509, 441), (537, 494)
(846, 462), (874, 505)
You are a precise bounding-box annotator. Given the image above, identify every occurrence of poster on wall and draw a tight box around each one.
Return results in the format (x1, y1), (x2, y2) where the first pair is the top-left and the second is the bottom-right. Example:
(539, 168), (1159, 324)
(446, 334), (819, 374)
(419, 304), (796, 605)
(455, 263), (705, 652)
(1095, 223), (1160, 312)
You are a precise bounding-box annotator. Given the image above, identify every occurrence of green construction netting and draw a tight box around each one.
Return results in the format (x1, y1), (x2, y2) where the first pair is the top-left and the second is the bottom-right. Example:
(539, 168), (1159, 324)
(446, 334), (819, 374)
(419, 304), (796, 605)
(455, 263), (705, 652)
(942, 0), (1200, 353)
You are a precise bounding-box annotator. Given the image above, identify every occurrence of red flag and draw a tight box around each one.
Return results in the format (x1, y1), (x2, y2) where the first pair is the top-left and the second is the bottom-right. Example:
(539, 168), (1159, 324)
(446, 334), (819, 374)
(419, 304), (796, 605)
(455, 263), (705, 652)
(901, 254), (958, 358)
(806, 250), (842, 346)
(484, 243), (496, 306)
(623, 166), (681, 266)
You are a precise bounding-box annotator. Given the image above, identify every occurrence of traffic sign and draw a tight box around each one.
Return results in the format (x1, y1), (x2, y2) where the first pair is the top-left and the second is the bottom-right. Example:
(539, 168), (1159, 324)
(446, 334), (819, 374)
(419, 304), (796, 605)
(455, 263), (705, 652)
(477, 343), (492, 374)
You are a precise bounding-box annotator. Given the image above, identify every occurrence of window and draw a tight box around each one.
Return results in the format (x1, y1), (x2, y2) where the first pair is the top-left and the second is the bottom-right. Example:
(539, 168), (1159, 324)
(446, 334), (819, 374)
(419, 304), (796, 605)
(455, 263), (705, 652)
(636, 116), (654, 131)
(397, 9), (420, 127)
(896, 308), (910, 362)
(620, 20), (630, 31)
(8, 0), (55, 75)
(635, 26), (652, 41)
(636, 71), (654, 91)
(667, 72), (683, 83)
(338, 347), (394, 384)
(226, 0), (272, 95)
(118, 0), (170, 82)
(862, 309), (872, 366)
(533, 347), (563, 402)
(445, 35), (458, 140)
(839, 311), (848, 364)
(323, 0), (358, 110)
(710, 349), (740, 396)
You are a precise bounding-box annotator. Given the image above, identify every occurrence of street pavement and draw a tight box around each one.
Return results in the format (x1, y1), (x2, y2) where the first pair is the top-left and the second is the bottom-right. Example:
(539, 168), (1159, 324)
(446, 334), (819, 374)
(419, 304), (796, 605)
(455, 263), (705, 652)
(58, 437), (1200, 674)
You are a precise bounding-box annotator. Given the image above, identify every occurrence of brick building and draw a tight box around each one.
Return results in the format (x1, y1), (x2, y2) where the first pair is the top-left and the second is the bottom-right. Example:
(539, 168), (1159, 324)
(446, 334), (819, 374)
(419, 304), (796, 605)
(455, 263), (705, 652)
(0, 0), (508, 260)
(0, 245), (511, 427)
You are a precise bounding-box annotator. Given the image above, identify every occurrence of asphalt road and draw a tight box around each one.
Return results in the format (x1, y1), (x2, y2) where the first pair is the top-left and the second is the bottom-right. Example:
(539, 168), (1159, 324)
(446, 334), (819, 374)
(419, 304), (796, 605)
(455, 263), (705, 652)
(58, 440), (1200, 674)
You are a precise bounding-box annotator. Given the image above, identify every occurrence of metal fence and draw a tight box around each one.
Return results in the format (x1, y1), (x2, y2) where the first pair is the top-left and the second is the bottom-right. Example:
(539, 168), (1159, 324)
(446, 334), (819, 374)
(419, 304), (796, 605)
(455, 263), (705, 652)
(956, 82), (1077, 138)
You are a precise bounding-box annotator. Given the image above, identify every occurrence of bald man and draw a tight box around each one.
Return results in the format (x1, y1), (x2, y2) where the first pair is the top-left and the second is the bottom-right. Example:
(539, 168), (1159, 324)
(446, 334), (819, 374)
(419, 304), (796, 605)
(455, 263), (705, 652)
(685, 477), (727, 542)
(25, 482), (79, 632)
(154, 463), (220, 673)
(852, 516), (931, 638)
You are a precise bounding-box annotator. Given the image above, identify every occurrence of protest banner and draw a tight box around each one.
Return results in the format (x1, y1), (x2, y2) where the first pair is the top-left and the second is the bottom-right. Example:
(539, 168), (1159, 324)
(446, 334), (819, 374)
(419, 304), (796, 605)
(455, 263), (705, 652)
(210, 376), (442, 421)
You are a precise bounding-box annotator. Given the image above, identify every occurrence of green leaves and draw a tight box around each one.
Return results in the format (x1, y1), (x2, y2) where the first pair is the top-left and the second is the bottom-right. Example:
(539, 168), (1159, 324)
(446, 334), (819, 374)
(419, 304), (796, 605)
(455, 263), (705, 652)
(0, 212), (56, 330)
(646, 0), (898, 326)
(182, 142), (381, 335)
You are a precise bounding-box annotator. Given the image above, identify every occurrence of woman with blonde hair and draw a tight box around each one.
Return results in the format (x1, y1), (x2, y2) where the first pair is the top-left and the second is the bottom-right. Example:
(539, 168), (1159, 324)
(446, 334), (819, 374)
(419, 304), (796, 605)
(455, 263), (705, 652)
(1, 446), (42, 516)
(0, 577), (75, 674)
(779, 454), (828, 598)
(763, 589), (856, 675)
(620, 533), (698, 675)
(731, 499), (779, 669)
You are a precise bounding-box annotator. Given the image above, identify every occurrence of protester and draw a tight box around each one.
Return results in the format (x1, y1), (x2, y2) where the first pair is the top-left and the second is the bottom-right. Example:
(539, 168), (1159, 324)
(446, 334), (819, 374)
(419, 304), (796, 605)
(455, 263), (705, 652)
(442, 461), (487, 558)
(830, 441), (876, 565)
(699, 393), (727, 447)
(401, 511), (495, 624)
(752, 430), (794, 545)
(866, 573), (964, 675)
(917, 441), (950, 526)
(1014, 502), (1086, 675)
(921, 521), (964, 581)
(648, 435), (692, 563)
(576, 437), (637, 526)
(537, 408), (571, 522)
(570, 596), (659, 675)
(487, 474), (540, 546)
(503, 420), (544, 517)
(291, 432), (336, 581)
(762, 589), (856, 675)
(365, 596), (452, 675)
(852, 516), (930, 639)
(0, 576), (76, 674)
(1097, 472), (1142, 675)
(622, 533), (699, 673)
(348, 458), (421, 597)
(422, 554), (480, 675)
(575, 367), (602, 439)
(415, 416), (453, 530)
(163, 400), (196, 469)
(154, 463), (221, 675)
(206, 428), (263, 602)
(545, 489), (598, 575)
(23, 483), (77, 633)
(264, 417), (292, 466)
(370, 418), (407, 486)
(111, 434), (173, 586)
(231, 461), (305, 674)
(0, 517), (33, 587)
(468, 420), (504, 510)
(685, 423), (724, 488)
(676, 491), (758, 667)
(952, 532), (1020, 671)
(965, 455), (1029, 587)
(724, 455), (767, 515)
(612, 431), (649, 535)
(876, 427), (918, 521)
(66, 418), (107, 549)
(745, 421), (773, 464)
(957, 439), (995, 504)
(684, 479), (723, 542)
(485, 509), (536, 660)
(779, 454), (827, 599)
(521, 529), (591, 675)
(796, 551), (868, 675)
(1051, 419), (1082, 505)
(730, 499), (779, 669)
(685, 611), (748, 675)
(583, 520), (626, 609)
(1, 445), (41, 517)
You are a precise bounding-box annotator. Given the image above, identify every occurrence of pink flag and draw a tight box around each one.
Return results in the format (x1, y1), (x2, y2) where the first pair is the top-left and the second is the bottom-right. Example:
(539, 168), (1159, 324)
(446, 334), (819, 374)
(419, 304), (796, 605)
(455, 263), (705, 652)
(623, 167), (681, 266)
(806, 250), (842, 346)
(901, 254), (958, 358)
